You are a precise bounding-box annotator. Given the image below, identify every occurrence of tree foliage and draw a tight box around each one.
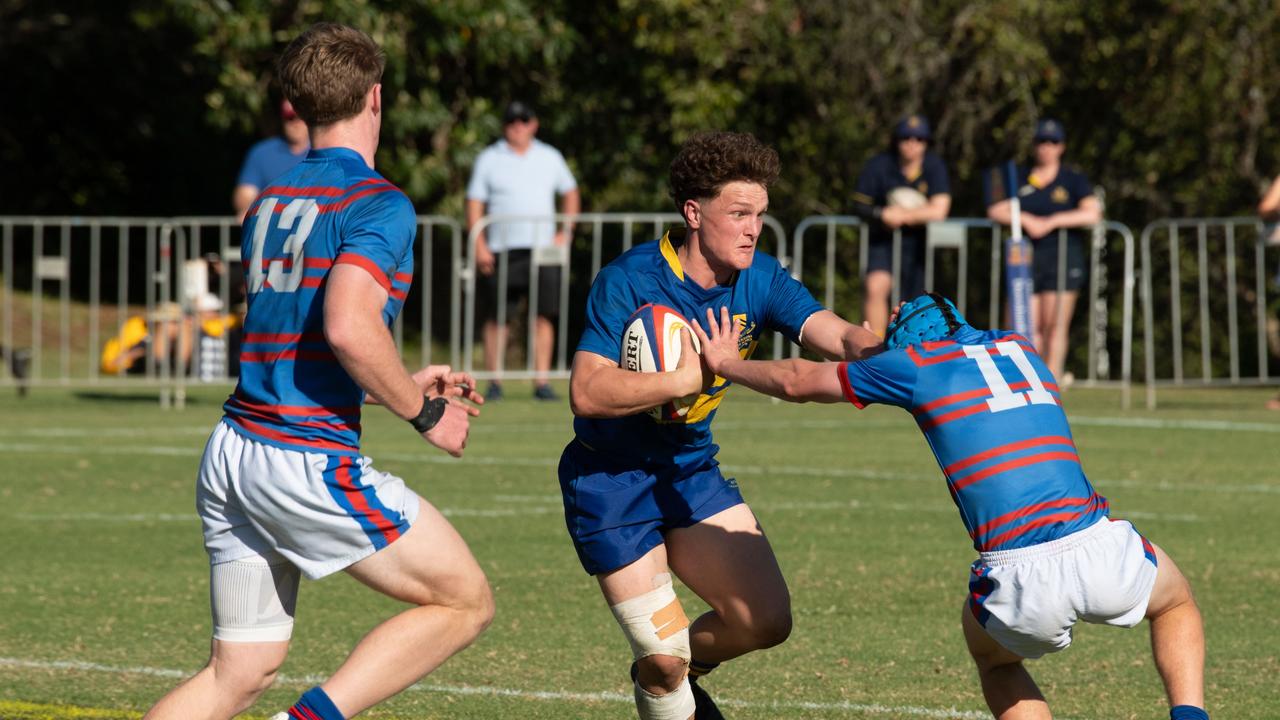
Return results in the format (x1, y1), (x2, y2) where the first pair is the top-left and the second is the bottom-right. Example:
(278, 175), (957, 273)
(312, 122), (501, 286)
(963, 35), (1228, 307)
(4, 0), (1280, 227)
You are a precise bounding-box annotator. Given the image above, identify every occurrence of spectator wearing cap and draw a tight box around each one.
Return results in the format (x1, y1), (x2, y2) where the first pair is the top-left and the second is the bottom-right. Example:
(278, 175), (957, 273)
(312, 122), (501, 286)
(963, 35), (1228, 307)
(986, 118), (1102, 384)
(851, 114), (952, 336)
(1253, 173), (1280, 409)
(232, 99), (309, 223)
(466, 100), (580, 401)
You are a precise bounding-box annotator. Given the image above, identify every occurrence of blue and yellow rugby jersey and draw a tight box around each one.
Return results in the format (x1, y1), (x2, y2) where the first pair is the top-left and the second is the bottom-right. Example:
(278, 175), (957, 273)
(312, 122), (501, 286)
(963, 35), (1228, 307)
(839, 327), (1109, 552)
(575, 229), (824, 471)
(222, 147), (417, 456)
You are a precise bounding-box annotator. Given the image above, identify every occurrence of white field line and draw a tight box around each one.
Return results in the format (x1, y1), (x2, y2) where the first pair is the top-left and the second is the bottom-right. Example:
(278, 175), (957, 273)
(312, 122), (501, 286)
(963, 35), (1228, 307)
(0, 656), (995, 718)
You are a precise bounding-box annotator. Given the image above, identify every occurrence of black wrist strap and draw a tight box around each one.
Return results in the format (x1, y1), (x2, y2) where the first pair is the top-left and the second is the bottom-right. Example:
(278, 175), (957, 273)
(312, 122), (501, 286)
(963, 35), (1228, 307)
(408, 396), (448, 434)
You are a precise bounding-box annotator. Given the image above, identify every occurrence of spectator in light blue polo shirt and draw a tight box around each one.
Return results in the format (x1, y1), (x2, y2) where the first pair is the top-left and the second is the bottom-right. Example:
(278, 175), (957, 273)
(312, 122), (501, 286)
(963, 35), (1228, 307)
(232, 99), (309, 223)
(466, 100), (580, 401)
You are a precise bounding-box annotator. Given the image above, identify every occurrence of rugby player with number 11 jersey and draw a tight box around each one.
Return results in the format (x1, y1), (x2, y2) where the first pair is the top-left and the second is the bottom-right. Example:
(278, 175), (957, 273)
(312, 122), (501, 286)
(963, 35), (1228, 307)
(693, 293), (1209, 720)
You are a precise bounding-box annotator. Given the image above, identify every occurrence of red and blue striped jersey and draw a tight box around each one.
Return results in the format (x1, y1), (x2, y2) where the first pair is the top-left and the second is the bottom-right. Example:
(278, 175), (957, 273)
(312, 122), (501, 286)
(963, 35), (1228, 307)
(839, 327), (1108, 552)
(222, 147), (417, 456)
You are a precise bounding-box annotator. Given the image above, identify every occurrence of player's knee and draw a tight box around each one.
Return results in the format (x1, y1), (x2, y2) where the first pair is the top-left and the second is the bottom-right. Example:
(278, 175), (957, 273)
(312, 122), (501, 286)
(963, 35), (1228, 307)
(633, 661), (697, 720)
(748, 607), (793, 649)
(210, 654), (283, 710)
(723, 603), (792, 650)
(611, 576), (692, 687)
(448, 569), (495, 639)
(636, 653), (689, 695)
(469, 576), (497, 633)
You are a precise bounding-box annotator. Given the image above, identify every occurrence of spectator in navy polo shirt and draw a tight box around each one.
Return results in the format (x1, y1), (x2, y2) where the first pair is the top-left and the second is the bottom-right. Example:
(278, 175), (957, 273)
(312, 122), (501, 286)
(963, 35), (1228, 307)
(233, 99), (310, 223)
(851, 114), (952, 336)
(986, 119), (1102, 384)
(467, 100), (580, 401)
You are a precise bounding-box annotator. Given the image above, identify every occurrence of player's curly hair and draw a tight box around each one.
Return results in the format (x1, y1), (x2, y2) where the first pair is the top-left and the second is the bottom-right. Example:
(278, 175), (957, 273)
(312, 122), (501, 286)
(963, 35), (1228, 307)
(277, 23), (385, 127)
(668, 132), (780, 211)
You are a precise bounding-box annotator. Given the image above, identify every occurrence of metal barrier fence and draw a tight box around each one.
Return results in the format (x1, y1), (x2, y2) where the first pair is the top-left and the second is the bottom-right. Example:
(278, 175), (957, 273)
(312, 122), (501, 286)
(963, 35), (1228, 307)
(1138, 217), (1280, 408)
(7, 213), (1277, 409)
(460, 212), (792, 380)
(2, 216), (177, 394)
(0, 215), (465, 407)
(789, 216), (1137, 406)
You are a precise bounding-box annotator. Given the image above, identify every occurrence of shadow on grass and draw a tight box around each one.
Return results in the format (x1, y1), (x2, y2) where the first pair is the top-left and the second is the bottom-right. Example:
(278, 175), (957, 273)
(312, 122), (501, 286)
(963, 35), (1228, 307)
(72, 390), (214, 405)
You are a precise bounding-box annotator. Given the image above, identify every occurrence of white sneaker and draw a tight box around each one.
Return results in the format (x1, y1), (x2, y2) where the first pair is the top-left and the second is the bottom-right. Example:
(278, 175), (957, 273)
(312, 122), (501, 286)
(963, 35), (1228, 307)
(269, 714), (291, 720)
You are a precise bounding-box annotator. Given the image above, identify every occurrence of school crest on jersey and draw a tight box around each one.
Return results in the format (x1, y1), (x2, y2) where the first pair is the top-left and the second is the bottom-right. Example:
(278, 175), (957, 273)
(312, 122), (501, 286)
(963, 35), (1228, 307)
(663, 313), (757, 425)
(1051, 186), (1070, 204)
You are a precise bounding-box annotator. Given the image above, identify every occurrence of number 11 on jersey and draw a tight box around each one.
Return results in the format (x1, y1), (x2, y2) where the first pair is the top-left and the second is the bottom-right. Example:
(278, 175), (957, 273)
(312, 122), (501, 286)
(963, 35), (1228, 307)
(963, 341), (1056, 413)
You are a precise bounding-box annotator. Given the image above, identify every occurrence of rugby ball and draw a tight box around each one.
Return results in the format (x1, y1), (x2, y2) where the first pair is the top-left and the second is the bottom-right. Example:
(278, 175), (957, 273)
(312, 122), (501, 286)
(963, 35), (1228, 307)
(620, 303), (702, 421)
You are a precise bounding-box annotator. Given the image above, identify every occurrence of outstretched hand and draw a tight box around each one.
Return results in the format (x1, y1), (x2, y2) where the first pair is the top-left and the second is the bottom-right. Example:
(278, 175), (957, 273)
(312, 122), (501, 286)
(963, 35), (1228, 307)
(411, 364), (483, 411)
(691, 306), (742, 377)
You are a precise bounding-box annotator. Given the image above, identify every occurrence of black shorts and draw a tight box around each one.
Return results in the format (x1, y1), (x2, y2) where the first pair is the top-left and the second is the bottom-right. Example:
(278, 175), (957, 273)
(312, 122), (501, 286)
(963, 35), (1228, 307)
(1032, 235), (1088, 293)
(477, 249), (562, 322)
(865, 232), (926, 299)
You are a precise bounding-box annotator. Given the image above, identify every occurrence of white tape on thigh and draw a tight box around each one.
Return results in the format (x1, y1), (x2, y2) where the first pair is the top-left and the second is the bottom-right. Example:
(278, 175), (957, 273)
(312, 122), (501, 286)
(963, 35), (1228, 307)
(609, 580), (691, 662)
(634, 677), (696, 720)
(210, 557), (300, 642)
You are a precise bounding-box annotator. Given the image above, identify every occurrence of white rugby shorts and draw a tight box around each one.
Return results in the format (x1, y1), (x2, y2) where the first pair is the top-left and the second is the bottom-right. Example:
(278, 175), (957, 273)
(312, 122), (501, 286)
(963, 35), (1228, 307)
(197, 421), (422, 579)
(967, 517), (1159, 659)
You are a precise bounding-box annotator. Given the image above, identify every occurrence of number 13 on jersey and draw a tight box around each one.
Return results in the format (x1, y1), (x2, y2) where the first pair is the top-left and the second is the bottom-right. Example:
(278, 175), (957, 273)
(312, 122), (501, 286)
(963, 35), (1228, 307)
(247, 197), (319, 294)
(963, 341), (1056, 413)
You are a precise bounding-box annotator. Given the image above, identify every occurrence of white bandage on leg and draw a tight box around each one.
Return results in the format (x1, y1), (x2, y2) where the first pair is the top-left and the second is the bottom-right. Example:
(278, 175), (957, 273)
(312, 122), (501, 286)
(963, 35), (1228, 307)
(210, 556), (300, 642)
(634, 677), (696, 720)
(609, 575), (691, 663)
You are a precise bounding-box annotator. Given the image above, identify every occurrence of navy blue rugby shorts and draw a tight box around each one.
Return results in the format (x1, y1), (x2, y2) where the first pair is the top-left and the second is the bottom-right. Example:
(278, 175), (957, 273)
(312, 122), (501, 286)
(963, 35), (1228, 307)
(558, 439), (745, 575)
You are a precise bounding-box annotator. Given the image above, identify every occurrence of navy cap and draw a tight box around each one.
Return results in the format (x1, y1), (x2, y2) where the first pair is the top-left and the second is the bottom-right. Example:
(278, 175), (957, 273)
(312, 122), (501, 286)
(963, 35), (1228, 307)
(1033, 118), (1065, 143)
(503, 100), (536, 124)
(893, 114), (932, 140)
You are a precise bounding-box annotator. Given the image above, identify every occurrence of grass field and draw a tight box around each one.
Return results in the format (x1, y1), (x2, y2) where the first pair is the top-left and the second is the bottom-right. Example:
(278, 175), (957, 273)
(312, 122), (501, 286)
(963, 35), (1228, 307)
(1, 382), (1277, 719)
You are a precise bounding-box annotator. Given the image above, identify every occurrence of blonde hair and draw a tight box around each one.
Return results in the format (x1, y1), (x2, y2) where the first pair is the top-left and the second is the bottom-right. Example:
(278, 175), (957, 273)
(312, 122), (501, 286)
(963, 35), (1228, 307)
(277, 22), (385, 127)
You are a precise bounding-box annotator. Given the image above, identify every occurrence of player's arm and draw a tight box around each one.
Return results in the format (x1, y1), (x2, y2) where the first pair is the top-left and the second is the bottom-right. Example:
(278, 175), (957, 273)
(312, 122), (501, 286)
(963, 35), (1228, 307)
(798, 309), (883, 361)
(365, 365), (481, 406)
(325, 264), (477, 456)
(568, 330), (703, 418)
(693, 307), (844, 403)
